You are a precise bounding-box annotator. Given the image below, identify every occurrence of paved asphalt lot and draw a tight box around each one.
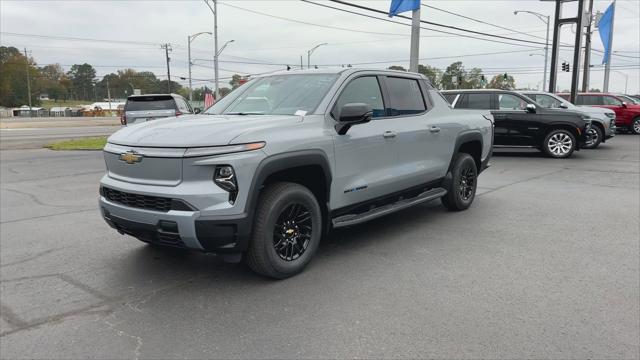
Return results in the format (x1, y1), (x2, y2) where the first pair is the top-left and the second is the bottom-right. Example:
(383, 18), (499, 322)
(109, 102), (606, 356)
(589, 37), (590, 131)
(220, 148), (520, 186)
(1, 135), (638, 359)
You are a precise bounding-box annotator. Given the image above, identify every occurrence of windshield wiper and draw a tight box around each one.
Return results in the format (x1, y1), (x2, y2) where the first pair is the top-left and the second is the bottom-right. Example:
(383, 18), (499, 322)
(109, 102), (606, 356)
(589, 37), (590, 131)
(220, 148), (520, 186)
(225, 112), (265, 115)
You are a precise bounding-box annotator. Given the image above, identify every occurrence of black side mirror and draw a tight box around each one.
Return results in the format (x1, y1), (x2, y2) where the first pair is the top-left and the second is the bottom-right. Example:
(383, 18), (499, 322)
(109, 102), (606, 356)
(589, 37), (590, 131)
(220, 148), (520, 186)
(525, 103), (536, 113)
(334, 103), (373, 135)
(194, 108), (202, 114)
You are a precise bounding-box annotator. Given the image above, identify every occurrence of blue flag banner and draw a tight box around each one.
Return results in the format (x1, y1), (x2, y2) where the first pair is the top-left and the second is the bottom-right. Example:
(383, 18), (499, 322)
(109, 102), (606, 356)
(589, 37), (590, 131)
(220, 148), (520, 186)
(389, 0), (420, 17)
(598, 2), (615, 65)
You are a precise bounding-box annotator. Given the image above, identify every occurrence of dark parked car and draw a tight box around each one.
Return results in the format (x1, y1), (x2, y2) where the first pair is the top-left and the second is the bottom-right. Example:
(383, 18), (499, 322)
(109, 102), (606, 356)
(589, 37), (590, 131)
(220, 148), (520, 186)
(443, 89), (593, 158)
(557, 93), (640, 134)
(121, 94), (199, 126)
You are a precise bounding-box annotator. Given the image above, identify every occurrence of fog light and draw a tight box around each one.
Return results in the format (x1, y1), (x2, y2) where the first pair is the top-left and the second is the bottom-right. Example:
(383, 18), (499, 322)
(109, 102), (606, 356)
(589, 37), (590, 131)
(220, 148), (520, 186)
(214, 165), (238, 203)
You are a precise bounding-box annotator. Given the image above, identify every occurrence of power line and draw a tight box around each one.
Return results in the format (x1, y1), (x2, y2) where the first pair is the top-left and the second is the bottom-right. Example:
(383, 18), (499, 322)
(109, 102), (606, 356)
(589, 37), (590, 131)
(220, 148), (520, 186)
(326, 0), (548, 46)
(219, 2), (408, 37)
(0, 32), (161, 46)
(301, 0), (547, 49)
(420, 2), (549, 43)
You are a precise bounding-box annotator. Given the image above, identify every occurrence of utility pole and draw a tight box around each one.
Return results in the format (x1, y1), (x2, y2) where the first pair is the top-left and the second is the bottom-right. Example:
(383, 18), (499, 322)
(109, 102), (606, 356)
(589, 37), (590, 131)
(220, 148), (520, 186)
(603, 0), (616, 92)
(161, 43), (172, 93)
(409, 8), (420, 72)
(23, 48), (32, 112)
(582, 0), (594, 91)
(106, 77), (112, 111)
(300, 55), (303, 70)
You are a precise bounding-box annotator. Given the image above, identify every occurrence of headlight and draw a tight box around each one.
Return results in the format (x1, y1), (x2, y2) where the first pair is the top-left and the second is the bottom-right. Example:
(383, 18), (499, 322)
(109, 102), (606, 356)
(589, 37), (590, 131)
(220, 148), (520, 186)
(605, 112), (615, 119)
(214, 165), (238, 204)
(184, 142), (265, 158)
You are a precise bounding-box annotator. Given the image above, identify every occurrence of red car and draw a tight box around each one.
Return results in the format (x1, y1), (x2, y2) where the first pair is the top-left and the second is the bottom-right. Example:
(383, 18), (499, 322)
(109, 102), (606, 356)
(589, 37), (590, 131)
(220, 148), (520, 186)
(558, 93), (640, 134)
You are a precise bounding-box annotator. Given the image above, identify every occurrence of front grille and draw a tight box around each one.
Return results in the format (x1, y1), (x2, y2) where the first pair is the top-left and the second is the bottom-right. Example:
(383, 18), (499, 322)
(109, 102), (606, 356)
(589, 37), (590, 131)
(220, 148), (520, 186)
(101, 187), (172, 212)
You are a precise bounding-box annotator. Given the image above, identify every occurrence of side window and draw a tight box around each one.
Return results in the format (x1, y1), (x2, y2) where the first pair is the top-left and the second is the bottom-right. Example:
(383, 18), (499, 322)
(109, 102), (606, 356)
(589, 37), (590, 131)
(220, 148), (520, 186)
(384, 77), (426, 116)
(498, 94), (527, 110)
(442, 93), (457, 105)
(603, 96), (622, 106)
(464, 93), (492, 109)
(175, 98), (188, 112)
(335, 76), (385, 118)
(535, 94), (563, 108)
(587, 96), (604, 105)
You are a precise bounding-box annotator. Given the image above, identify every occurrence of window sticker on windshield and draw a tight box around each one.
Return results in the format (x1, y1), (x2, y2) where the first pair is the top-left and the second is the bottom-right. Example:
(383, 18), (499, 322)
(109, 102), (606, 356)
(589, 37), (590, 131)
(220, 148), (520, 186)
(295, 110), (307, 116)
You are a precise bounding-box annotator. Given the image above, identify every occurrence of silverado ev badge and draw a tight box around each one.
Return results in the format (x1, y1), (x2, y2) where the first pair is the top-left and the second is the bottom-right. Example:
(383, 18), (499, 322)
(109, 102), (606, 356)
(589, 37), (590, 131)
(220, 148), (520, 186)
(119, 151), (142, 164)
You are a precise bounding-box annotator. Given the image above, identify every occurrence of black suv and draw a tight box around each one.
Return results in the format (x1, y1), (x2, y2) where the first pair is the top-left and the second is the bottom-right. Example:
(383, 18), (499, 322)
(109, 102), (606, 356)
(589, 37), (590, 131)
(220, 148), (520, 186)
(442, 89), (592, 158)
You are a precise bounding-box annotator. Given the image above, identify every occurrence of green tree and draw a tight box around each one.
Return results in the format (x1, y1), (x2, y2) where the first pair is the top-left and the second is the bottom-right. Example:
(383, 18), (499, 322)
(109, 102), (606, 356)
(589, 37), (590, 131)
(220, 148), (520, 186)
(487, 74), (516, 90)
(67, 63), (96, 100)
(417, 64), (443, 89)
(0, 46), (41, 107)
(465, 67), (485, 89)
(38, 64), (68, 101)
(441, 61), (467, 90)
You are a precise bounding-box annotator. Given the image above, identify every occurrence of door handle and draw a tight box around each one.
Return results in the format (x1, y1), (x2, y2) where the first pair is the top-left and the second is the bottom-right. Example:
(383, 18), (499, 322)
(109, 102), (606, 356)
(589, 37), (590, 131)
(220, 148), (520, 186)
(383, 131), (397, 138)
(429, 126), (441, 133)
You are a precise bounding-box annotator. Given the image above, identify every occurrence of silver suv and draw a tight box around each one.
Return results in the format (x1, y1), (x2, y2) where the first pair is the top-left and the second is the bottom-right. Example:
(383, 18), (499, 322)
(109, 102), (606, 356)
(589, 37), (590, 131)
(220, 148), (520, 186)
(100, 69), (494, 278)
(121, 94), (195, 126)
(520, 91), (615, 149)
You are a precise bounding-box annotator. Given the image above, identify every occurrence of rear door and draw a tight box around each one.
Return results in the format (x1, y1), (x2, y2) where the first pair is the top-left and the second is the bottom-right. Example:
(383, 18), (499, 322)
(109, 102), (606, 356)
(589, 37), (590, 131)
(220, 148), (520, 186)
(125, 96), (177, 125)
(381, 76), (451, 188)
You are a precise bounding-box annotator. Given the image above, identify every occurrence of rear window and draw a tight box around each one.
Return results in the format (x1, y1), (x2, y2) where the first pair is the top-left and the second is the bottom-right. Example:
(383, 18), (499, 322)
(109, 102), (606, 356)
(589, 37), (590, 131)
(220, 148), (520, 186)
(385, 77), (426, 116)
(126, 96), (176, 111)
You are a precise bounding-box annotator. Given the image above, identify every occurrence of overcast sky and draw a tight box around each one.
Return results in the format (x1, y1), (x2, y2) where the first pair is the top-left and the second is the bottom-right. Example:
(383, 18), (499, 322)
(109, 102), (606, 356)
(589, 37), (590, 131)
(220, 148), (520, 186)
(1, 0), (639, 93)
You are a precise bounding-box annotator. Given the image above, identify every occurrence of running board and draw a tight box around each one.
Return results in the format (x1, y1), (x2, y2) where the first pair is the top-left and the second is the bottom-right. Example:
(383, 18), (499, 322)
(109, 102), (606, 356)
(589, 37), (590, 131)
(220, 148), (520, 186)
(332, 187), (447, 228)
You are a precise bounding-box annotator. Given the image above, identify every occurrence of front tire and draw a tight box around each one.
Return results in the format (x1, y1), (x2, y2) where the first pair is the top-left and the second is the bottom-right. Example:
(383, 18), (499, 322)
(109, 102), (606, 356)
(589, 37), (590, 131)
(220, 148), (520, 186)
(542, 129), (576, 158)
(583, 125), (603, 149)
(245, 182), (322, 279)
(441, 153), (477, 211)
(630, 117), (640, 135)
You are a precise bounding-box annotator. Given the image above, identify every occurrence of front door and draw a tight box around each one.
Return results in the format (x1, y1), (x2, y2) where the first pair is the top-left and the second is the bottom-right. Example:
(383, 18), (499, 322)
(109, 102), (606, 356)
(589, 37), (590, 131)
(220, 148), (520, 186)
(495, 93), (539, 146)
(330, 75), (402, 210)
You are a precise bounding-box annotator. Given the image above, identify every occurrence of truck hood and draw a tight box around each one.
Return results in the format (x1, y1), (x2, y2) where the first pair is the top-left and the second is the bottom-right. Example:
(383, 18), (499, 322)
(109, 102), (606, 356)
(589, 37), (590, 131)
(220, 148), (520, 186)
(108, 114), (302, 147)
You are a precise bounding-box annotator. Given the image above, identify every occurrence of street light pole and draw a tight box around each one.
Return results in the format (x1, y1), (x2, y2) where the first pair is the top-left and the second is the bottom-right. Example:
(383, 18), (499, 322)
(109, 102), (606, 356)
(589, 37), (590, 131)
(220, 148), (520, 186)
(307, 43), (327, 69)
(515, 11), (550, 93)
(188, 31), (212, 101)
(204, 0), (221, 100)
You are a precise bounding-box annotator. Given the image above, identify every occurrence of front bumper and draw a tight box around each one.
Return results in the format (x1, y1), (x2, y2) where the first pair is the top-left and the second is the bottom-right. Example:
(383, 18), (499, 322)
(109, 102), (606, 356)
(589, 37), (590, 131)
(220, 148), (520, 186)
(100, 195), (251, 254)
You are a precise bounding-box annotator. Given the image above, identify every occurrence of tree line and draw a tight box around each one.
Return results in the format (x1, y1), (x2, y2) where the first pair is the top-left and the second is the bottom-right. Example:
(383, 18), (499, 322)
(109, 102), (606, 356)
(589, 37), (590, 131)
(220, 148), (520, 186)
(0, 46), (240, 107)
(388, 61), (516, 90)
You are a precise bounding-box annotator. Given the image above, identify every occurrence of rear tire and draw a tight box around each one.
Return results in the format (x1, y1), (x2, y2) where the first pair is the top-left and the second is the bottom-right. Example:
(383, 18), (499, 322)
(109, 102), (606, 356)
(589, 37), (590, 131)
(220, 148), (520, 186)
(583, 125), (603, 149)
(441, 153), (477, 211)
(631, 117), (640, 135)
(245, 182), (322, 279)
(542, 129), (576, 158)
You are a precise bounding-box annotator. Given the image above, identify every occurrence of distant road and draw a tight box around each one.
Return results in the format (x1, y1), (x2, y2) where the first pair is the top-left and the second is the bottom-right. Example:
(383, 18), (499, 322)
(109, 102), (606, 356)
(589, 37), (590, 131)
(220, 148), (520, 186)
(0, 126), (119, 150)
(1, 117), (119, 129)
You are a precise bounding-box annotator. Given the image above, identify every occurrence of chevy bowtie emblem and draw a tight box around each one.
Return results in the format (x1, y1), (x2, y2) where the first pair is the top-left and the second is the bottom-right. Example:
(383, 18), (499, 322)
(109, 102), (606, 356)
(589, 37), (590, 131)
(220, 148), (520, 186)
(119, 151), (143, 164)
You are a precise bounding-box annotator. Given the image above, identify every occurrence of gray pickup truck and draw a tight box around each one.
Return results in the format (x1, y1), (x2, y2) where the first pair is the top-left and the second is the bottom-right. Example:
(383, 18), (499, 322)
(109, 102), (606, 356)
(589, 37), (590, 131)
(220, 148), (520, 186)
(100, 68), (494, 278)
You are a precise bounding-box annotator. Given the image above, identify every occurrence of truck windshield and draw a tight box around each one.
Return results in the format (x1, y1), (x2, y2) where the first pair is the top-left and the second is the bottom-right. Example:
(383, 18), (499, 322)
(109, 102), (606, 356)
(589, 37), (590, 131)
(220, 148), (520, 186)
(207, 74), (338, 116)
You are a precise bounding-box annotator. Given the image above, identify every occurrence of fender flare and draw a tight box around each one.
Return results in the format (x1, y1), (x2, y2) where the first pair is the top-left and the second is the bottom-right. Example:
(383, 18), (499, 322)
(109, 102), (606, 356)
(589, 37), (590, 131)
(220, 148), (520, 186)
(447, 131), (484, 173)
(245, 149), (333, 222)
